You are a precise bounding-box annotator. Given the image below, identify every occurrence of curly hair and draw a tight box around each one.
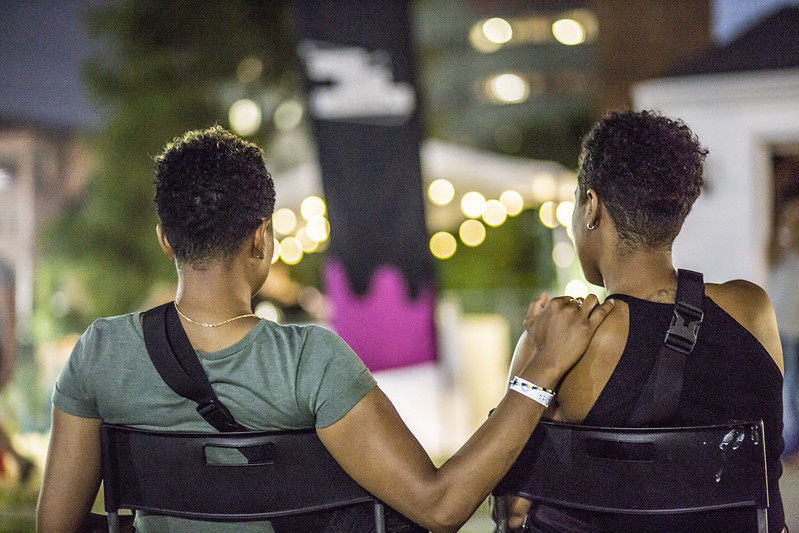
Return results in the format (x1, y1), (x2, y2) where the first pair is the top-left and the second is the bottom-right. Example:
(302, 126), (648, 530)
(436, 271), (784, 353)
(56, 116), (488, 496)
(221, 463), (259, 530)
(154, 126), (276, 266)
(577, 110), (707, 250)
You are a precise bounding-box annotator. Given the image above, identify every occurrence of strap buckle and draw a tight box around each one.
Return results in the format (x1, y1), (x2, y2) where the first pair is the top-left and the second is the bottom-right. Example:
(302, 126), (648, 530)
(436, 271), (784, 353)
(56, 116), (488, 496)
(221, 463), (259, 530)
(663, 301), (704, 355)
(196, 399), (245, 432)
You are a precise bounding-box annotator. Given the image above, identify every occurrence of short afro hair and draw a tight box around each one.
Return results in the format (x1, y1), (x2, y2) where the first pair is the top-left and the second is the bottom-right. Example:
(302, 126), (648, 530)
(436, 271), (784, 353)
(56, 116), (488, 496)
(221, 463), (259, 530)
(577, 110), (707, 250)
(154, 126), (276, 266)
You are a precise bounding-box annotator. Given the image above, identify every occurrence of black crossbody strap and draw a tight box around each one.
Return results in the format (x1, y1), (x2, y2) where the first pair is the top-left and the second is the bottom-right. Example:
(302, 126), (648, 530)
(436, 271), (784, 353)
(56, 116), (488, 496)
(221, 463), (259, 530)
(627, 269), (705, 426)
(142, 302), (249, 432)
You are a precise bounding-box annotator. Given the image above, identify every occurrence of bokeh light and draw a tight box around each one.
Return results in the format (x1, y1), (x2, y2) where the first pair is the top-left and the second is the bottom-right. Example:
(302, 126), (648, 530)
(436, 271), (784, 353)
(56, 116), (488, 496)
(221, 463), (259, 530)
(539, 201), (558, 228)
(531, 174), (558, 202)
(564, 279), (589, 298)
(430, 232), (457, 259)
(306, 216), (330, 242)
(236, 56), (263, 83)
(500, 190), (524, 215)
(271, 238), (280, 264)
(273, 208), (297, 236)
(552, 241), (576, 267)
(482, 199), (507, 226)
(300, 195), (326, 220)
(459, 219), (486, 246)
(279, 236), (303, 265)
(295, 227), (319, 252)
(556, 200), (575, 227)
(461, 191), (487, 218)
(254, 301), (280, 322)
(273, 99), (304, 132)
(428, 178), (455, 206)
(469, 23), (501, 53)
(228, 98), (262, 136)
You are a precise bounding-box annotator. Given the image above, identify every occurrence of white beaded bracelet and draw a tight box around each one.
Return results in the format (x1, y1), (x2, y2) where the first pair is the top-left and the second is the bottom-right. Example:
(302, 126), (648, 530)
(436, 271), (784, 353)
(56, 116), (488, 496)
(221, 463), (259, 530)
(509, 376), (555, 408)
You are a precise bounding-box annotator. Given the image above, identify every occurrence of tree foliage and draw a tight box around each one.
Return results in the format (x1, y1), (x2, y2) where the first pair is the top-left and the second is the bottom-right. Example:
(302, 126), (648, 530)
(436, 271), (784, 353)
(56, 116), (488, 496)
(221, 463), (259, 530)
(38, 0), (298, 336)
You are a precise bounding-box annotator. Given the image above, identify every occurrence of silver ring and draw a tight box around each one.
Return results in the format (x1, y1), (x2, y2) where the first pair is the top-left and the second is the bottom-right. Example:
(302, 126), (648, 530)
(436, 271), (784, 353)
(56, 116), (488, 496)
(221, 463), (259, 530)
(570, 297), (585, 309)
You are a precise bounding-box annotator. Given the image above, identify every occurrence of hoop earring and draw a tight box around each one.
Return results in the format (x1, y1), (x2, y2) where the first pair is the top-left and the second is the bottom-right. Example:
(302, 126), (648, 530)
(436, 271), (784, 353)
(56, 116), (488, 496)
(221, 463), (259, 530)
(587, 223), (596, 230)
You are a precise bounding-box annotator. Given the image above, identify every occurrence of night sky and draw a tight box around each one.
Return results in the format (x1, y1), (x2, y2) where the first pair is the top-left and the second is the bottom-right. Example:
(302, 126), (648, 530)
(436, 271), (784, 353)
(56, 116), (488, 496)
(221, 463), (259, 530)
(1, 0), (797, 132)
(0, 0), (104, 129)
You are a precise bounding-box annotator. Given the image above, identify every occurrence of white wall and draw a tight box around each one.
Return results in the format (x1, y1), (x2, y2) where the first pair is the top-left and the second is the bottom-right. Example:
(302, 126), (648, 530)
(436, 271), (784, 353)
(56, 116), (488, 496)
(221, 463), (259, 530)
(633, 69), (799, 284)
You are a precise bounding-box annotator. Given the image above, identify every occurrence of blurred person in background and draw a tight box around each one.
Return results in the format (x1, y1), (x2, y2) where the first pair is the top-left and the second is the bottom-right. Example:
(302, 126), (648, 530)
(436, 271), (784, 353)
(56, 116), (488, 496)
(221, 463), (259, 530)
(504, 110), (785, 532)
(769, 172), (799, 461)
(0, 259), (35, 483)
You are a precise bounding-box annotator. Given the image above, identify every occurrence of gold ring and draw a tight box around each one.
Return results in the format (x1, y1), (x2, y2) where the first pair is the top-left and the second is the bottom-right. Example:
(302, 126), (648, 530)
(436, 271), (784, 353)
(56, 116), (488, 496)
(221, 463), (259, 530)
(571, 297), (585, 308)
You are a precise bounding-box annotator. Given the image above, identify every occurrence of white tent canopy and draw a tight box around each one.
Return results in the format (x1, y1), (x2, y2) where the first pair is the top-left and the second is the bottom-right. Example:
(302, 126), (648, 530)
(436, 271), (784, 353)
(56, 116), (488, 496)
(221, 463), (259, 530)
(272, 138), (576, 230)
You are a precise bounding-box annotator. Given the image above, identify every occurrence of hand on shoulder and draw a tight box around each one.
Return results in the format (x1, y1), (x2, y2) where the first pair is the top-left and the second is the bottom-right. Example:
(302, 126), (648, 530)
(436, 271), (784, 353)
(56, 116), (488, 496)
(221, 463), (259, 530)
(519, 294), (615, 387)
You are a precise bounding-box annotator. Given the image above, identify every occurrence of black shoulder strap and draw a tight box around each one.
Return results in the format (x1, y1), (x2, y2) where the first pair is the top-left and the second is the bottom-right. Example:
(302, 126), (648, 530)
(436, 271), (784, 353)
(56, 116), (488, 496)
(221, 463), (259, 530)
(142, 302), (249, 432)
(627, 269), (704, 426)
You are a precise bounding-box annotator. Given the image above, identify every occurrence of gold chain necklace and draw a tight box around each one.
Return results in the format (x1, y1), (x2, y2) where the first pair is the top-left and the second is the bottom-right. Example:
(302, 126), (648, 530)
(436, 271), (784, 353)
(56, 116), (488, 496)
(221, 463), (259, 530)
(174, 301), (258, 328)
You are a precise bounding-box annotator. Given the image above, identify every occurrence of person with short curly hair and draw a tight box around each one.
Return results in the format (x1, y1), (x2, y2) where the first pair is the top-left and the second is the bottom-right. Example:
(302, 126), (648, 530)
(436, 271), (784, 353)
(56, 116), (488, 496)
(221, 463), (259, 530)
(504, 110), (785, 531)
(154, 126), (276, 267)
(576, 110), (706, 251)
(37, 125), (614, 533)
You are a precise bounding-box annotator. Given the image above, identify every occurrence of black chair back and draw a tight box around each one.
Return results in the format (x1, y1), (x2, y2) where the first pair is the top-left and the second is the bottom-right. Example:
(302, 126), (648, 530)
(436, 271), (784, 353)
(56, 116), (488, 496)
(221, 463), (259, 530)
(100, 423), (386, 533)
(493, 420), (768, 532)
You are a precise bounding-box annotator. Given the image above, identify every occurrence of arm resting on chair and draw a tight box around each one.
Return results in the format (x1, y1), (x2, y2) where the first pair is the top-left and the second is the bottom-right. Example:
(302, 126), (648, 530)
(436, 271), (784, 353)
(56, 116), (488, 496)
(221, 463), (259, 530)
(319, 295), (615, 533)
(37, 408), (103, 533)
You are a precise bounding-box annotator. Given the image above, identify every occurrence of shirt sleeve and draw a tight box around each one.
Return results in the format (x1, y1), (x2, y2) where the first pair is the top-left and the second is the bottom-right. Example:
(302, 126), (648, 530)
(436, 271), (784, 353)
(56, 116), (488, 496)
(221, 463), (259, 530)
(296, 325), (377, 428)
(52, 327), (101, 419)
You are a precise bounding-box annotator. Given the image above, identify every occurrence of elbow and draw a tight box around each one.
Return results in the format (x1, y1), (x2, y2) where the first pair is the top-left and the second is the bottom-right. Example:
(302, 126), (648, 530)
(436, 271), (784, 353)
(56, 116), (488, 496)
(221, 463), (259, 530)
(426, 516), (469, 533)
(421, 501), (474, 533)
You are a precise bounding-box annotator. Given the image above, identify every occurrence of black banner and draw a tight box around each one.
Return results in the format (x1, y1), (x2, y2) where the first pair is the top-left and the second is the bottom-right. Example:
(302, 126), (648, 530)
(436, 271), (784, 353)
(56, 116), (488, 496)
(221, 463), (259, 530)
(295, 0), (436, 371)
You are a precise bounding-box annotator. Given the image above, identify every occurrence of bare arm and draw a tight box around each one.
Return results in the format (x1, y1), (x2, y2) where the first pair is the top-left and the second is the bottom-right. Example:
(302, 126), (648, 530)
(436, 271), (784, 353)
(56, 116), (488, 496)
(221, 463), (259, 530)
(37, 408), (102, 533)
(319, 294), (614, 532)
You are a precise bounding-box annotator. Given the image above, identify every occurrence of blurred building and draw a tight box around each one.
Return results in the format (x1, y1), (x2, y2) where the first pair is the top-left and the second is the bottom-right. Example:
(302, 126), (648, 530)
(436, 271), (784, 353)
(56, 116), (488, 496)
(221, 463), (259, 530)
(415, 0), (711, 166)
(634, 6), (799, 285)
(0, 122), (92, 344)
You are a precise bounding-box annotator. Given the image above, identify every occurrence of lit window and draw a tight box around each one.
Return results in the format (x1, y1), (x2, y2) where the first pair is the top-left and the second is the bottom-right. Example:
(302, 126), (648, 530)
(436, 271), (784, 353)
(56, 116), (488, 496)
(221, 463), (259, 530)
(486, 73), (530, 104)
(552, 18), (586, 45)
(482, 17), (513, 44)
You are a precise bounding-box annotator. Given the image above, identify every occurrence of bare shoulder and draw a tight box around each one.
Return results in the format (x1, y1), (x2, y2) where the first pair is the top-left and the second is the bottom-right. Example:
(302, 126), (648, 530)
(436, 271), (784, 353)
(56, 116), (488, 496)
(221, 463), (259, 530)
(705, 280), (772, 326)
(555, 299), (629, 422)
(705, 280), (784, 372)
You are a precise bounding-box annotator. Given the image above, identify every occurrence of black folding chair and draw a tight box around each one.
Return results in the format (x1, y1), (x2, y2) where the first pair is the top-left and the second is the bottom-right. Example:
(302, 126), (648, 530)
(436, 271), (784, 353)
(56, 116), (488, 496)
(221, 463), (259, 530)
(493, 420), (769, 533)
(100, 423), (386, 533)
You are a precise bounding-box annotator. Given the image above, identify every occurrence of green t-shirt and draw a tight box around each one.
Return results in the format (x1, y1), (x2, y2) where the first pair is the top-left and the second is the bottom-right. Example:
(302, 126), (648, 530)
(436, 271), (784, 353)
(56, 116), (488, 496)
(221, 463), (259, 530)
(53, 312), (377, 532)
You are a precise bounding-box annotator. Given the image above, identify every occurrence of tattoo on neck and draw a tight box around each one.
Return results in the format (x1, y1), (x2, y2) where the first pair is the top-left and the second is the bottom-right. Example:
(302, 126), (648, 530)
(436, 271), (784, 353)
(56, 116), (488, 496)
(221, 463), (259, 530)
(647, 289), (676, 302)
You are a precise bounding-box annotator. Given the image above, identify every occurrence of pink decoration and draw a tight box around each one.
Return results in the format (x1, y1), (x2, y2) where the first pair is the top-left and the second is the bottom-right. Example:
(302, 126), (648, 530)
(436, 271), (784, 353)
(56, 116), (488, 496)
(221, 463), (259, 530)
(324, 260), (437, 372)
